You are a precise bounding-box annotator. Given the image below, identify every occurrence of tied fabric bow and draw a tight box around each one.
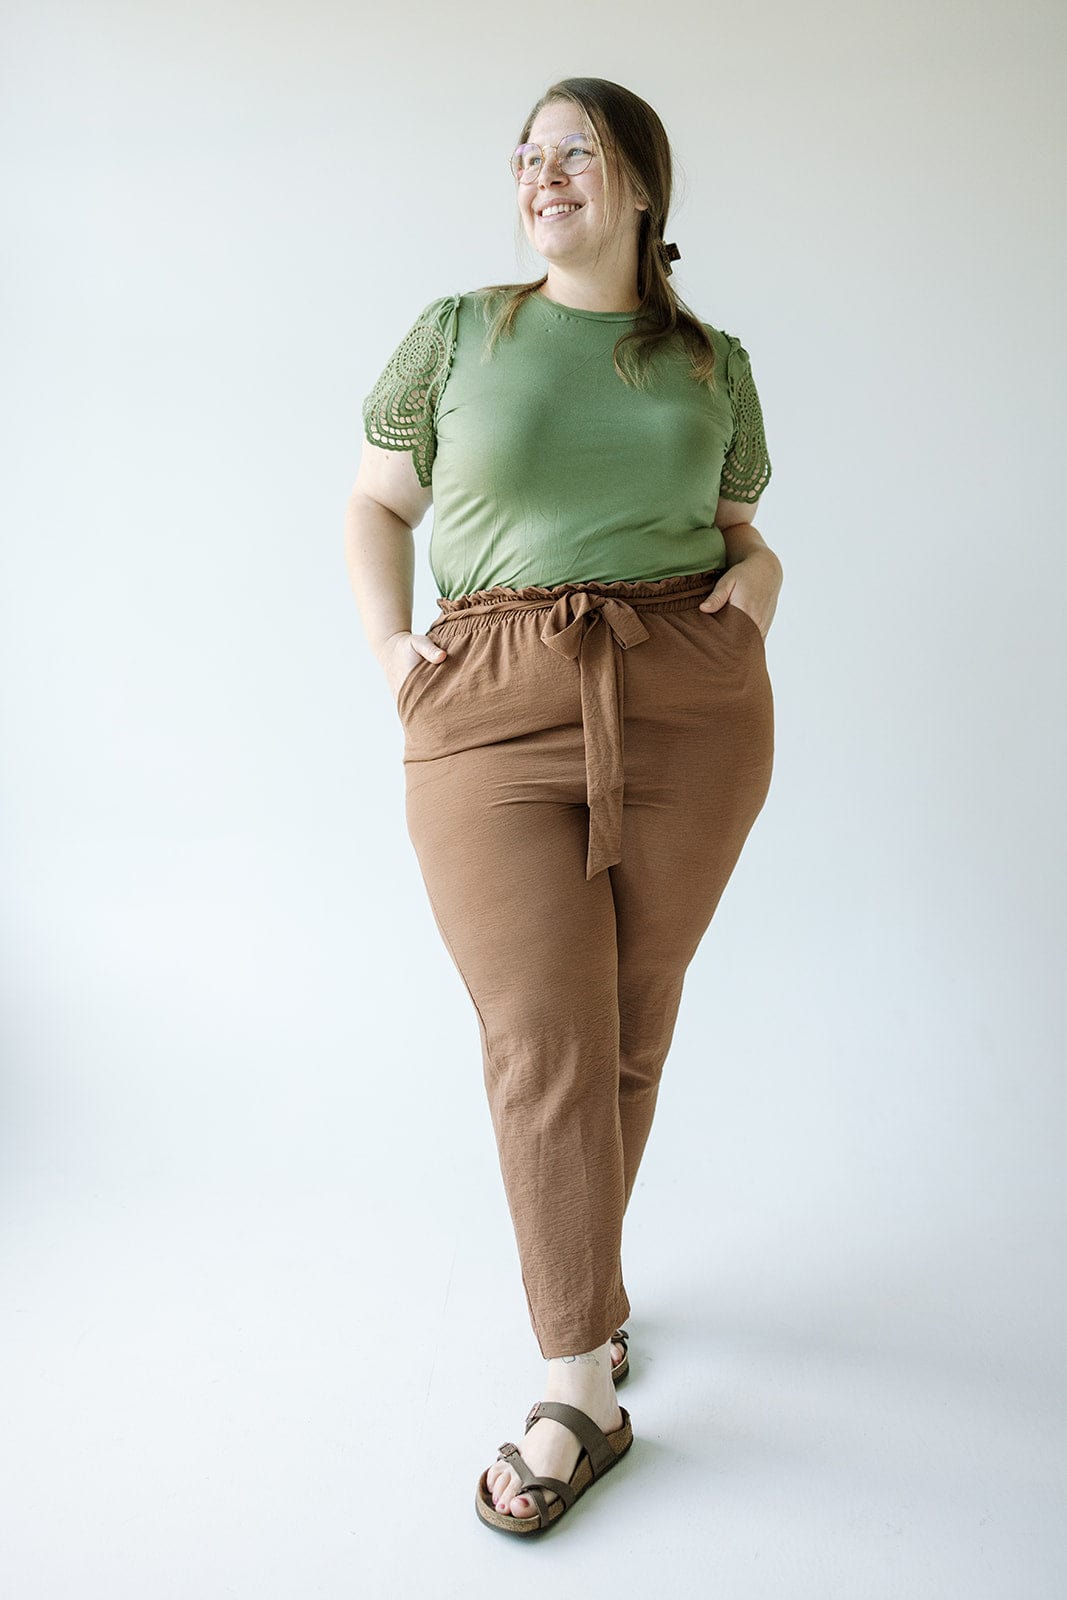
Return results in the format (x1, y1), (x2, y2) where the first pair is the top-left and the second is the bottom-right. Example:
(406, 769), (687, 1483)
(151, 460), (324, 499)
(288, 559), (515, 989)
(540, 591), (651, 880)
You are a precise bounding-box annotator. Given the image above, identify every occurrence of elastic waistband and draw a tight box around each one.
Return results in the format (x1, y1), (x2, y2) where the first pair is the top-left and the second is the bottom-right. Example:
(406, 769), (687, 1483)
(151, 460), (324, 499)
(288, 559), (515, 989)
(432, 567), (725, 629)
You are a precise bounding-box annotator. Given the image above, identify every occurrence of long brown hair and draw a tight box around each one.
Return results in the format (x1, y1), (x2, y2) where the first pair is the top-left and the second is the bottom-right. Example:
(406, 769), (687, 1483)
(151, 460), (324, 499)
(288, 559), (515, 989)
(476, 77), (719, 392)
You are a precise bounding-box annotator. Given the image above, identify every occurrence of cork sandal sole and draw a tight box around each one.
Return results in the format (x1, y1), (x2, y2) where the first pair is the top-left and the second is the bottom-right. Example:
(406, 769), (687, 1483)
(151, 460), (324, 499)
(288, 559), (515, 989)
(475, 1399), (633, 1536)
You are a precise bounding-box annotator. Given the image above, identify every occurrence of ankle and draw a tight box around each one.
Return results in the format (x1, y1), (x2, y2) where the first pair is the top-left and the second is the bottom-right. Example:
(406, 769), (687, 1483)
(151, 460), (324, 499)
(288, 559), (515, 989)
(549, 1339), (610, 1362)
(544, 1341), (613, 1384)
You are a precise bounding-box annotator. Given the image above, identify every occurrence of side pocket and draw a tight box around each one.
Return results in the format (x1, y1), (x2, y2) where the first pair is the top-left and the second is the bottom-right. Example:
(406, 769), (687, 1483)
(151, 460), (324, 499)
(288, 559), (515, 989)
(725, 599), (766, 653)
(395, 630), (450, 724)
(395, 655), (428, 722)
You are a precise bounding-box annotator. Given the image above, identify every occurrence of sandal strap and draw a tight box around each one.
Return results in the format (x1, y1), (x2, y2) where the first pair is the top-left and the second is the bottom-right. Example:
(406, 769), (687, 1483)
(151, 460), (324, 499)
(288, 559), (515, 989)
(524, 1399), (620, 1479)
(520, 1483), (552, 1526)
(514, 1473), (577, 1511)
(496, 1441), (577, 1521)
(611, 1327), (629, 1350)
(496, 1440), (533, 1482)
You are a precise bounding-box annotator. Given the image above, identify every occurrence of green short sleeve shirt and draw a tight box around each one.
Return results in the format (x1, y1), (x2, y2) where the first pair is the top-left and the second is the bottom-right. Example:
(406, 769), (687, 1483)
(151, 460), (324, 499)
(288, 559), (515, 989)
(362, 288), (772, 600)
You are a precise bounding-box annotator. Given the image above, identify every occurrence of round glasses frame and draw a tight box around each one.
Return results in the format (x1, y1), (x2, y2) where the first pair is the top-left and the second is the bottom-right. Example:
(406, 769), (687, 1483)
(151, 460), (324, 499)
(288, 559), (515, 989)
(509, 134), (599, 184)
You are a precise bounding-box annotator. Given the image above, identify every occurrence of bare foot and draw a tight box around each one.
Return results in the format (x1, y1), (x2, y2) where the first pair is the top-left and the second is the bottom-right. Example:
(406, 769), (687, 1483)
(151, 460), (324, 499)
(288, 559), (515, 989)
(485, 1340), (624, 1520)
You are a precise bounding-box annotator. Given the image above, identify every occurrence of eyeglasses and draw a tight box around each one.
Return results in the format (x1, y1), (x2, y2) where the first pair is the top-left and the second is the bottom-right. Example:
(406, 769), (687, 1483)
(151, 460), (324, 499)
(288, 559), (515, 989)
(510, 133), (598, 184)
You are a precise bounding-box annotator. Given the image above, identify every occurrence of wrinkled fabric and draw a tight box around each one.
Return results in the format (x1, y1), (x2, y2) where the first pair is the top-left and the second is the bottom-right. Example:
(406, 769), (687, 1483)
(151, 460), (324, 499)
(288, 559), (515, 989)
(393, 567), (774, 1357)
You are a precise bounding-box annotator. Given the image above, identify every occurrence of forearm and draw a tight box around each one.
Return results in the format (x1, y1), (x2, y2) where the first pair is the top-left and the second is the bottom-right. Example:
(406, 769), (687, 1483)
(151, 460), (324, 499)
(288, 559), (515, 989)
(343, 489), (417, 661)
(720, 520), (781, 576)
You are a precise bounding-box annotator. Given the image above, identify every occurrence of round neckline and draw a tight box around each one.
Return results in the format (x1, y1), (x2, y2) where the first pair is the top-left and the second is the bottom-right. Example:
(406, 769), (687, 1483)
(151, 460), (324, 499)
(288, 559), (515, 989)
(530, 290), (639, 322)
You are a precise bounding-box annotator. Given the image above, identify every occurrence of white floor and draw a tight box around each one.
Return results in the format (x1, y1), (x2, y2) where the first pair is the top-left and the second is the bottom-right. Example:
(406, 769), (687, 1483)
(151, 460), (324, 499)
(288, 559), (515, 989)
(2, 834), (1062, 1597)
(2, 1161), (1063, 1598)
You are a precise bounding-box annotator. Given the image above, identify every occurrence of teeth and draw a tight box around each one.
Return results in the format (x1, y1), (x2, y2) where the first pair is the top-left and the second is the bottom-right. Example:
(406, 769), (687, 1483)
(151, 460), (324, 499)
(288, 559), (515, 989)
(540, 204), (582, 218)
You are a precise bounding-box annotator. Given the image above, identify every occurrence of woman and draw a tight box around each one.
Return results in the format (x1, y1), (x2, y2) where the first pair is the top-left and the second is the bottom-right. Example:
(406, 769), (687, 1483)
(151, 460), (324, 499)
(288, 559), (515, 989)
(344, 76), (782, 1536)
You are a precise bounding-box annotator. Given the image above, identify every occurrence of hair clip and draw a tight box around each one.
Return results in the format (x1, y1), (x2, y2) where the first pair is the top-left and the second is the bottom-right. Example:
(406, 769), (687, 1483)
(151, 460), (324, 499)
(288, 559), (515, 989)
(657, 239), (681, 275)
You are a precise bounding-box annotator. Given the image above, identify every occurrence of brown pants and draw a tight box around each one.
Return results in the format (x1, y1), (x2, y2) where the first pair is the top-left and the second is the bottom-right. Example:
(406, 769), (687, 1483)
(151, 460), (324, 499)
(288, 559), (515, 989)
(395, 568), (774, 1358)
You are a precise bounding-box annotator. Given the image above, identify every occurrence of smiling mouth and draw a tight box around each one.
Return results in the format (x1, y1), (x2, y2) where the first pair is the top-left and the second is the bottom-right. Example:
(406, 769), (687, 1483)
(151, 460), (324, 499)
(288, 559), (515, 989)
(538, 204), (584, 220)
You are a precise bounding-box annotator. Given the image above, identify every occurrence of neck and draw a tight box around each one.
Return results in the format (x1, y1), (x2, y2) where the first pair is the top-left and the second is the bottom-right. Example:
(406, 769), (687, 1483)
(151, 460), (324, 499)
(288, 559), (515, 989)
(538, 252), (642, 315)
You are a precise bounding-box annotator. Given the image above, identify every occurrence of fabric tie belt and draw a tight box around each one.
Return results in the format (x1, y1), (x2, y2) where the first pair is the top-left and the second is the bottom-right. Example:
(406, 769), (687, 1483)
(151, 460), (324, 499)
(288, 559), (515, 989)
(440, 578), (716, 882)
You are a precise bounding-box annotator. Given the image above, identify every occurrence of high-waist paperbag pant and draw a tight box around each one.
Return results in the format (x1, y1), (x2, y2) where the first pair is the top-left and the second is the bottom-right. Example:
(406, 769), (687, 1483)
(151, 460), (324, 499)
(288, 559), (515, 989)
(395, 567), (774, 1358)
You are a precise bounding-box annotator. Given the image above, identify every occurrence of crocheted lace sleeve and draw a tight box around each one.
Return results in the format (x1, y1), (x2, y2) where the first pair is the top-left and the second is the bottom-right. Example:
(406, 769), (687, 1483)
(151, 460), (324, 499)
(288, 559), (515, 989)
(719, 335), (772, 503)
(361, 295), (461, 488)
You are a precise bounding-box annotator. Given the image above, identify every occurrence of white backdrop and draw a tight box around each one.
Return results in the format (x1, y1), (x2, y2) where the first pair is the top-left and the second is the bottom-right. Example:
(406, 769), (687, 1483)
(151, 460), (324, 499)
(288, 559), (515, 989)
(2, 1), (1064, 1595)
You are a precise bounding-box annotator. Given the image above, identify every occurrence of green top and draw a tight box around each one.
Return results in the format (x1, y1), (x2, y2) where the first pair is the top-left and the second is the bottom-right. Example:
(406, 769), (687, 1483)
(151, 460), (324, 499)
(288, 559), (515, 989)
(361, 288), (772, 600)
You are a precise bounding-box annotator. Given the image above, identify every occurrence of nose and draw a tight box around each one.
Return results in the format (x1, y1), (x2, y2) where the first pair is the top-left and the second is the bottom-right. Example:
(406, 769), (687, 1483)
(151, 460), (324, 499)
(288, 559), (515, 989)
(537, 149), (569, 187)
(535, 173), (569, 209)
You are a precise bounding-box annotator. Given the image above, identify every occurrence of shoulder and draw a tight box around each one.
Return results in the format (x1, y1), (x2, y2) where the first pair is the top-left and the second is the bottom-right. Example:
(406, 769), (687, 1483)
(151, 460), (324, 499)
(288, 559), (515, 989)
(699, 320), (749, 370)
(400, 291), (463, 334)
(404, 288), (520, 351)
(394, 290), (504, 350)
(699, 321), (766, 403)
(410, 289), (499, 321)
(698, 319), (732, 355)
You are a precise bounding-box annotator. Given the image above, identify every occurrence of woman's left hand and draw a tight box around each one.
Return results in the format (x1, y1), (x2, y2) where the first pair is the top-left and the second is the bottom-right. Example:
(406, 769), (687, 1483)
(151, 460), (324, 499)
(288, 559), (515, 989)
(698, 549), (782, 639)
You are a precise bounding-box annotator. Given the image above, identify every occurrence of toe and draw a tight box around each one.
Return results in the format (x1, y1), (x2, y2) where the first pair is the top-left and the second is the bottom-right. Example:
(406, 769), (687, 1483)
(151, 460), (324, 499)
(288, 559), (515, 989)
(494, 1472), (515, 1512)
(508, 1488), (549, 1519)
(487, 1461), (512, 1509)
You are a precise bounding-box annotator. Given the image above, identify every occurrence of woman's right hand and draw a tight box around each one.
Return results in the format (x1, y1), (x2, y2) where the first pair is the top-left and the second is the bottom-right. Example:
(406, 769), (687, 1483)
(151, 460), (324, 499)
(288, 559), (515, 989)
(376, 629), (448, 704)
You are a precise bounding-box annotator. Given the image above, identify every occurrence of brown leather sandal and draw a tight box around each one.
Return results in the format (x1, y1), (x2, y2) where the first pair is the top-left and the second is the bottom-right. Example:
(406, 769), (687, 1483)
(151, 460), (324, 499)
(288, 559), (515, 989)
(475, 1398), (633, 1535)
(610, 1326), (630, 1384)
